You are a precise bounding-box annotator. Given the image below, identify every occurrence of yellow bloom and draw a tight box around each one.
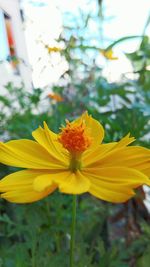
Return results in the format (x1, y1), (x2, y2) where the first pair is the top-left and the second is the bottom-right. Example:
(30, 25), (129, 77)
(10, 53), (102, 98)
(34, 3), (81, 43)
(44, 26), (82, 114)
(45, 45), (62, 53)
(100, 49), (118, 60)
(0, 112), (150, 203)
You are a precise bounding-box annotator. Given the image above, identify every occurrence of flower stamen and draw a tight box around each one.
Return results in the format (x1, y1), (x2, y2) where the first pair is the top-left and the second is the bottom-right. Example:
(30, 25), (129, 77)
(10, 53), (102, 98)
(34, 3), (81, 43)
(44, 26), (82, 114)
(58, 120), (92, 155)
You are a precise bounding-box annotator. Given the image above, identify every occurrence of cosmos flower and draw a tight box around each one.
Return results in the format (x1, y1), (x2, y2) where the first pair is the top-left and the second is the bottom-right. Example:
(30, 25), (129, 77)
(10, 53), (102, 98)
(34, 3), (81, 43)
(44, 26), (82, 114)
(45, 45), (62, 53)
(100, 48), (118, 60)
(48, 93), (64, 102)
(0, 112), (150, 203)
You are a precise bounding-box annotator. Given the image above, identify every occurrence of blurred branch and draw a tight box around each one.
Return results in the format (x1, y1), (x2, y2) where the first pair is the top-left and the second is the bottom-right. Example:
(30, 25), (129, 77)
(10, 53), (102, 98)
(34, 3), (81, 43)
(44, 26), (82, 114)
(106, 35), (144, 51)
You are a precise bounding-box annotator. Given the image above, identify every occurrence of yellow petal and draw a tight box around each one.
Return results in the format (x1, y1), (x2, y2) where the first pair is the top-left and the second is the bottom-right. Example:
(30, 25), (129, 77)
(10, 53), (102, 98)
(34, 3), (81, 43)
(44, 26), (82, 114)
(142, 167), (150, 177)
(33, 174), (53, 192)
(114, 133), (135, 148)
(43, 122), (69, 158)
(87, 177), (135, 203)
(0, 140), (67, 169)
(59, 171), (90, 194)
(76, 112), (104, 150)
(0, 169), (37, 192)
(0, 169), (57, 203)
(83, 141), (150, 168)
(123, 147), (150, 173)
(31, 169), (90, 194)
(89, 184), (134, 203)
(133, 161), (150, 177)
(83, 112), (104, 147)
(95, 146), (150, 168)
(83, 134), (135, 167)
(32, 123), (69, 164)
(83, 167), (149, 186)
(48, 170), (91, 194)
(83, 142), (116, 166)
(82, 167), (150, 202)
(1, 185), (56, 203)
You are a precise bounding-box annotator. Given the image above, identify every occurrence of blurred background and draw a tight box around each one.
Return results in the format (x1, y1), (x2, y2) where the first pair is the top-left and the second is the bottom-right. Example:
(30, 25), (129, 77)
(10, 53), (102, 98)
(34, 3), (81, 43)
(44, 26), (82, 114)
(0, 0), (150, 266)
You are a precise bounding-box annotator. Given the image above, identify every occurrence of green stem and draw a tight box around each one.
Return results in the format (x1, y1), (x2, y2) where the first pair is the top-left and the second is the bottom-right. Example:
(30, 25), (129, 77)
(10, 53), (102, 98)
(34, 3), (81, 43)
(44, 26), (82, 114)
(70, 195), (77, 267)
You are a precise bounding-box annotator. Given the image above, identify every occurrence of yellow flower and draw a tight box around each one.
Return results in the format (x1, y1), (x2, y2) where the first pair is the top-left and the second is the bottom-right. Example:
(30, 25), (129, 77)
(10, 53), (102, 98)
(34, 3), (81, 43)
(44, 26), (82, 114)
(100, 48), (118, 60)
(45, 45), (62, 53)
(48, 93), (64, 102)
(0, 112), (150, 203)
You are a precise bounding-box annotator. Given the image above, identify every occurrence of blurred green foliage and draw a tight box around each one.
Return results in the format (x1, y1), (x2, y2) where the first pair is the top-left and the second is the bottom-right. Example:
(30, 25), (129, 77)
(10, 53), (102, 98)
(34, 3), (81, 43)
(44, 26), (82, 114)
(0, 1), (150, 267)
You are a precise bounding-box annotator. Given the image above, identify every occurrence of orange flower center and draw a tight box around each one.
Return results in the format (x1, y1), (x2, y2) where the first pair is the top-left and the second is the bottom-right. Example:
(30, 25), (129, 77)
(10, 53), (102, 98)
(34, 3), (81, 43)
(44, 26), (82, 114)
(58, 120), (92, 155)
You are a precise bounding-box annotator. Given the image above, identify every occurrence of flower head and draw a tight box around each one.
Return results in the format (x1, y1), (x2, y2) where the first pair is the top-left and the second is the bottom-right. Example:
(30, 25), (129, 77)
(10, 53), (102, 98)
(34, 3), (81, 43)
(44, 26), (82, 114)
(45, 46), (62, 53)
(100, 48), (118, 60)
(58, 119), (92, 154)
(0, 112), (150, 203)
(48, 93), (64, 102)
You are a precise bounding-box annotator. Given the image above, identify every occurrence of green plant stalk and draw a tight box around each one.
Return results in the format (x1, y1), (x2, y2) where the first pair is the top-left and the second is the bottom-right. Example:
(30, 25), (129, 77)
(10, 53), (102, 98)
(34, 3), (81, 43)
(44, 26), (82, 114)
(70, 195), (77, 267)
(31, 236), (36, 267)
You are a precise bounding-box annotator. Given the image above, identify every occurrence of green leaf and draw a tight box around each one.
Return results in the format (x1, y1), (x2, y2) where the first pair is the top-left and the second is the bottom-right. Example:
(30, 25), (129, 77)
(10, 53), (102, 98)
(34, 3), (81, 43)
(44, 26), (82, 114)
(137, 249), (150, 267)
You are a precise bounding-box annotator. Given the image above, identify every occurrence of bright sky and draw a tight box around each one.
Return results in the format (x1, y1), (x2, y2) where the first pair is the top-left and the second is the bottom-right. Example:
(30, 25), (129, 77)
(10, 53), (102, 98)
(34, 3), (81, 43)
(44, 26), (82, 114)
(21, 0), (150, 87)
